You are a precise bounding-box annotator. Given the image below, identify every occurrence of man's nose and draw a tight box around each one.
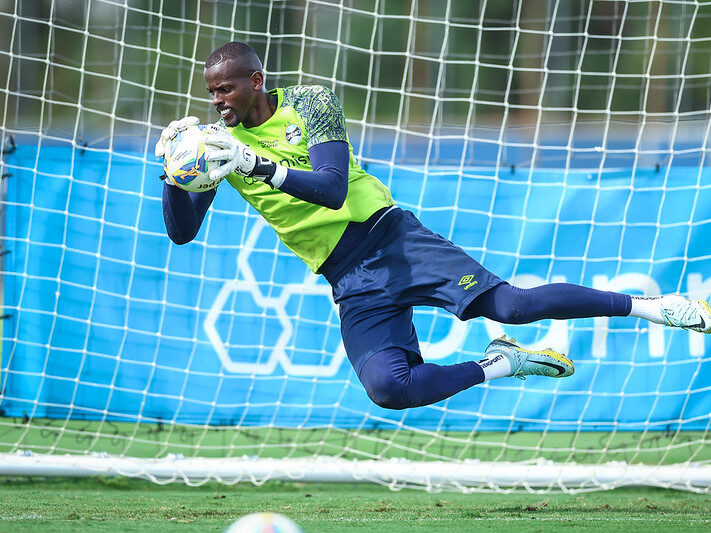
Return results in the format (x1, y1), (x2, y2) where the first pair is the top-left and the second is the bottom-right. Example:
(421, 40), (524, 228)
(211, 93), (223, 106)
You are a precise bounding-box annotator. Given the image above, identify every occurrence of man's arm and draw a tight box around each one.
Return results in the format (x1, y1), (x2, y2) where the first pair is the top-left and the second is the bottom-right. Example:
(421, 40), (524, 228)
(162, 184), (216, 245)
(277, 140), (349, 210)
(161, 140), (345, 246)
(204, 86), (351, 210)
(272, 87), (351, 209)
(202, 130), (349, 210)
(155, 115), (217, 245)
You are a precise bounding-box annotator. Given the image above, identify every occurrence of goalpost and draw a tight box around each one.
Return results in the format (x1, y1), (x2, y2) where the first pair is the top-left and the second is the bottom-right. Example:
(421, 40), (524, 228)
(1, 0), (710, 492)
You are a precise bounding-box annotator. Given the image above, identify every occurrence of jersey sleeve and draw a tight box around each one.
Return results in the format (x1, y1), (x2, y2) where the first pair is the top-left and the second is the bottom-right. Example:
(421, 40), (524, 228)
(292, 86), (348, 148)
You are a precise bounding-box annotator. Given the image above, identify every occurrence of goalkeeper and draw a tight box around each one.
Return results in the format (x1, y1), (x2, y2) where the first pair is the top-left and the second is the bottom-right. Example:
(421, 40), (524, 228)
(157, 42), (711, 410)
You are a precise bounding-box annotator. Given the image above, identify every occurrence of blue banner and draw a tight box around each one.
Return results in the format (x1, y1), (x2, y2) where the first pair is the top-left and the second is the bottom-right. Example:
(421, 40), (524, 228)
(1, 142), (710, 431)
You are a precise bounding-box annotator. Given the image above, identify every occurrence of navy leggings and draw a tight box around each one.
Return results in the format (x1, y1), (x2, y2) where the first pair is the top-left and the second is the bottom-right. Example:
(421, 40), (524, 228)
(359, 283), (631, 409)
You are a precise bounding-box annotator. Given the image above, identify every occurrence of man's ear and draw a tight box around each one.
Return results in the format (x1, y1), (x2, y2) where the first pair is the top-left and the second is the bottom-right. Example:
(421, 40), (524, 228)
(250, 71), (264, 91)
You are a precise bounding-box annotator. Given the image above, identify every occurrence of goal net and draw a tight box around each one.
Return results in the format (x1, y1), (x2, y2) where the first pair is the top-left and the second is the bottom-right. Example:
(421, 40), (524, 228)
(1, 0), (710, 492)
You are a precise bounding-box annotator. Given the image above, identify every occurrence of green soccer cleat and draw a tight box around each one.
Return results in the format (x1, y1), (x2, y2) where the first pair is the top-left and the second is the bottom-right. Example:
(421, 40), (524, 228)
(484, 335), (574, 380)
(660, 296), (711, 334)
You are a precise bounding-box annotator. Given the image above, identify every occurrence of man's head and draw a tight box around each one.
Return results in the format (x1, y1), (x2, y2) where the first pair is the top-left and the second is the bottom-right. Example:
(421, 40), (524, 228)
(204, 42), (266, 128)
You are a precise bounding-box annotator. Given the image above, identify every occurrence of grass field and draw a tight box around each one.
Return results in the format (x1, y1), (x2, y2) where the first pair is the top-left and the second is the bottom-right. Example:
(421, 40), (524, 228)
(0, 477), (710, 532)
(3, 418), (710, 465)
(2, 419), (710, 530)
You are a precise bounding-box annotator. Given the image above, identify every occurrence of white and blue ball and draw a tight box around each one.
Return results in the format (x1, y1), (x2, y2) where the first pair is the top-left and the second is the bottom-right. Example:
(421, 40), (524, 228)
(163, 125), (225, 193)
(224, 512), (303, 533)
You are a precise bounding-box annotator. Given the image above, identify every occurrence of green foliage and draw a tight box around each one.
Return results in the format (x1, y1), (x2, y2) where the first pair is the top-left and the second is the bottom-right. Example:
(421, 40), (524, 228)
(2, 0), (710, 147)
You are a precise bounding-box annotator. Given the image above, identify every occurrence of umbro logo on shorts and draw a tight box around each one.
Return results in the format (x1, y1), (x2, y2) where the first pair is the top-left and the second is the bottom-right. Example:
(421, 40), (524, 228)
(458, 275), (478, 290)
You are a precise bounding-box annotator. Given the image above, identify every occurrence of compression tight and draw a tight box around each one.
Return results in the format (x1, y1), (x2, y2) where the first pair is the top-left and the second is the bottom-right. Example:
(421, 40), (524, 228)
(359, 347), (485, 410)
(466, 282), (632, 323)
(359, 282), (632, 410)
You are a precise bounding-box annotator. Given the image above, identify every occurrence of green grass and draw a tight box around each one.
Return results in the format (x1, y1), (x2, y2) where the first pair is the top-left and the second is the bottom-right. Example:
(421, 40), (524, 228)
(2, 418), (710, 465)
(2, 419), (709, 530)
(0, 478), (709, 532)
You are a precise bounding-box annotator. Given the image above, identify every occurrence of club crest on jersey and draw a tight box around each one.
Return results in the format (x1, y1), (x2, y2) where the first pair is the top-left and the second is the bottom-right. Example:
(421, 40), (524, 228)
(285, 123), (302, 145)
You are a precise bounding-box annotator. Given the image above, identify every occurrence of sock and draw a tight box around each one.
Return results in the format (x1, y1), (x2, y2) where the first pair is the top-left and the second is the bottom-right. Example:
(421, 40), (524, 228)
(628, 296), (668, 324)
(476, 353), (512, 381)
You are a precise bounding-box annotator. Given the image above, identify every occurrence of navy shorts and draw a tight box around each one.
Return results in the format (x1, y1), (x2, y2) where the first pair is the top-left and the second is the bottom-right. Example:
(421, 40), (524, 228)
(328, 209), (503, 376)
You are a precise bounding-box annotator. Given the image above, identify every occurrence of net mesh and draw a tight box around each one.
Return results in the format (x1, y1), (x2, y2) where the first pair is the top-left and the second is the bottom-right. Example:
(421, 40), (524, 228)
(0, 0), (710, 491)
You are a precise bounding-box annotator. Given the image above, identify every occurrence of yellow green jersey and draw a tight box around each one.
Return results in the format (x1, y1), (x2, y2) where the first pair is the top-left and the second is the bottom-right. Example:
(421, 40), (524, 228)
(224, 85), (394, 272)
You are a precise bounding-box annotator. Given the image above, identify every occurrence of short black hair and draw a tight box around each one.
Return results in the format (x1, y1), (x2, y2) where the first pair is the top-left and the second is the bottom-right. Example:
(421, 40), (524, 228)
(205, 41), (262, 72)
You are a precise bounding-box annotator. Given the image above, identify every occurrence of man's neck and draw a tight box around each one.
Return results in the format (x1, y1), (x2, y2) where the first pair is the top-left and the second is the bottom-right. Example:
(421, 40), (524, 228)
(244, 90), (277, 128)
(267, 90), (277, 114)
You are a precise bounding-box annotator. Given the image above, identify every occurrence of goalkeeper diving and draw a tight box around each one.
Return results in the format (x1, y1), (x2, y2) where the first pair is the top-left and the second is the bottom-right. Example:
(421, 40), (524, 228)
(156, 42), (711, 410)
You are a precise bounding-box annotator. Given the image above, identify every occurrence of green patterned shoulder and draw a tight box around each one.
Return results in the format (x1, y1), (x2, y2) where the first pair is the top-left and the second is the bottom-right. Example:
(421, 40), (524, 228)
(281, 85), (348, 147)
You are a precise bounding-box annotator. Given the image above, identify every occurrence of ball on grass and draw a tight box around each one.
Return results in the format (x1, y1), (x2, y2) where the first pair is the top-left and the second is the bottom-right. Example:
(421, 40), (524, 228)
(224, 512), (303, 533)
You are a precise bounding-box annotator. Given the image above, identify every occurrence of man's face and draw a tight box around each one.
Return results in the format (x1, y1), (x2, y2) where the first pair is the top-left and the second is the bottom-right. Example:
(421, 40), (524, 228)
(204, 61), (261, 127)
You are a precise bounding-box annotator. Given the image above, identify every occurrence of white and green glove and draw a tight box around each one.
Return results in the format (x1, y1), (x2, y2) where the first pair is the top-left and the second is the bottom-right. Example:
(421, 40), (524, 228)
(155, 116), (199, 158)
(155, 116), (200, 187)
(202, 125), (287, 188)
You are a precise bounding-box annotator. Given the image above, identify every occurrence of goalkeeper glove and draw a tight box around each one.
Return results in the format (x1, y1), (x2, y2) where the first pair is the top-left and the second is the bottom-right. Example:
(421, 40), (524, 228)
(154, 115), (200, 159)
(155, 116), (200, 187)
(202, 125), (287, 188)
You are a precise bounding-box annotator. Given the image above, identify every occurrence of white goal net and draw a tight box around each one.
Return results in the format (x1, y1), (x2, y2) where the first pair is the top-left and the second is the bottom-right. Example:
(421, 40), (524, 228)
(1, 0), (710, 492)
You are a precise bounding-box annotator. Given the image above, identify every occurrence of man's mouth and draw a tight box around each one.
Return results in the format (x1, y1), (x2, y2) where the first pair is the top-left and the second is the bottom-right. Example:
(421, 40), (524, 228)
(218, 108), (231, 117)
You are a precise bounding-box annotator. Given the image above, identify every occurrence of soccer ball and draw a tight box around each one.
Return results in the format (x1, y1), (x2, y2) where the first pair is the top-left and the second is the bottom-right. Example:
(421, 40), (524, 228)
(163, 124), (225, 193)
(224, 512), (303, 533)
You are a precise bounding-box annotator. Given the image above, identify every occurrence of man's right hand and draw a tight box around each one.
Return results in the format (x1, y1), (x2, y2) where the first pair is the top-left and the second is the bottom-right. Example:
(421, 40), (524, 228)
(154, 116), (200, 158)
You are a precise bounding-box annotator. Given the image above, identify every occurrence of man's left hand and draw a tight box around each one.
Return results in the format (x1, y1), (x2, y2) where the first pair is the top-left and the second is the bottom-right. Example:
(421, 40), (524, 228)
(203, 125), (257, 180)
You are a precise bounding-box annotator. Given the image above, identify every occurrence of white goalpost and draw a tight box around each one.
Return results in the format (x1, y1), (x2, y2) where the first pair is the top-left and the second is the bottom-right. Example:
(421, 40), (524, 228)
(1, 0), (710, 492)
